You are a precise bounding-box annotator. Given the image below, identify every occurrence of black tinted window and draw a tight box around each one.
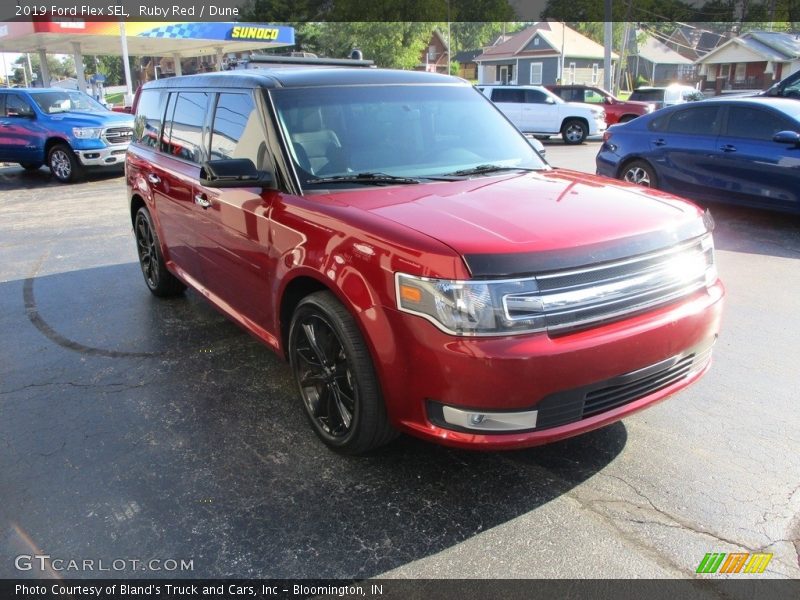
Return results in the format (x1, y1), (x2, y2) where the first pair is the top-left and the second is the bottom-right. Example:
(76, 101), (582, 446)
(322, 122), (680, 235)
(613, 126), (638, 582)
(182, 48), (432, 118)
(133, 90), (164, 148)
(524, 89), (549, 104)
(725, 106), (792, 140)
(630, 89), (664, 102)
(166, 92), (209, 163)
(210, 93), (264, 166)
(5, 94), (34, 117)
(492, 89), (524, 103)
(666, 106), (720, 135)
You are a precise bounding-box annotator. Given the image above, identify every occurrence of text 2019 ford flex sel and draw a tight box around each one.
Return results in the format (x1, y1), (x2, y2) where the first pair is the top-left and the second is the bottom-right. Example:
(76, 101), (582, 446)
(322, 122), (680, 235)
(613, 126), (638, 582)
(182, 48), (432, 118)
(127, 68), (724, 454)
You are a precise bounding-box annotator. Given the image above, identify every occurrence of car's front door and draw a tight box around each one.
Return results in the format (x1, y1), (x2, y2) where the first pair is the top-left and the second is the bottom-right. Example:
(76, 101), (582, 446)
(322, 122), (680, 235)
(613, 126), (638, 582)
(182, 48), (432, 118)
(710, 104), (800, 211)
(0, 93), (41, 163)
(191, 91), (278, 333)
(647, 104), (721, 200)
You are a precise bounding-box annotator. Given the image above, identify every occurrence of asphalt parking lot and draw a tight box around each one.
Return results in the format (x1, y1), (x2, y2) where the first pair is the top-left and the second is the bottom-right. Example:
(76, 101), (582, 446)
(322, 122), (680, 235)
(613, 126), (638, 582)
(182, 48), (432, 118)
(1, 147), (799, 580)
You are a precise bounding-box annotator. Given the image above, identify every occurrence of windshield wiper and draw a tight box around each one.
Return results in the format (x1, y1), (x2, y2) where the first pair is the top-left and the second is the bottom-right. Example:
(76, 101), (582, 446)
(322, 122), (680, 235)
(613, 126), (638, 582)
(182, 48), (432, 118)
(442, 164), (539, 177)
(306, 172), (420, 186)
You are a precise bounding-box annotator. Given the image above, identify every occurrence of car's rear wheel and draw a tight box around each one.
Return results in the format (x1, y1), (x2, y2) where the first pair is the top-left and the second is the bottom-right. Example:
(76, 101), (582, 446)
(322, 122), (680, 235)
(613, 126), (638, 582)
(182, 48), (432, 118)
(561, 119), (588, 144)
(48, 143), (83, 183)
(134, 207), (186, 297)
(289, 291), (396, 454)
(621, 160), (658, 188)
(21, 162), (43, 171)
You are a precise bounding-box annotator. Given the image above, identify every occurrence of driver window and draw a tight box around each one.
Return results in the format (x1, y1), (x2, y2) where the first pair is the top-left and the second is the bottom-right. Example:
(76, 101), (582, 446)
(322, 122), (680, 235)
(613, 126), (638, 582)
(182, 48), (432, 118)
(584, 90), (604, 103)
(5, 94), (34, 117)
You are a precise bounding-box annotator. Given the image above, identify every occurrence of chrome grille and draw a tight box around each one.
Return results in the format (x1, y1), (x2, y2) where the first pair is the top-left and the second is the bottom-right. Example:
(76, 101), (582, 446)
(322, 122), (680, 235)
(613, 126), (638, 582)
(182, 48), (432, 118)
(504, 235), (715, 334)
(103, 127), (133, 146)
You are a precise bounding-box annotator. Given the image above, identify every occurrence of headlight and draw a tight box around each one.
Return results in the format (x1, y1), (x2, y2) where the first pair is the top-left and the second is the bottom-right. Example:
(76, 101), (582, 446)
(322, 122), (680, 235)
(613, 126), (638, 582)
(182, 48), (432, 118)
(396, 273), (544, 336)
(72, 127), (103, 139)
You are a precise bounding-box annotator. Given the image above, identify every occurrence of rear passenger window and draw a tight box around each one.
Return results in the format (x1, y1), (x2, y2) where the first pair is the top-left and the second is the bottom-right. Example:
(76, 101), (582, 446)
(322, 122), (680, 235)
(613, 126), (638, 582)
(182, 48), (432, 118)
(492, 89), (524, 103)
(210, 93), (264, 166)
(666, 106), (720, 136)
(165, 92), (209, 163)
(725, 106), (792, 141)
(524, 89), (550, 104)
(133, 90), (164, 149)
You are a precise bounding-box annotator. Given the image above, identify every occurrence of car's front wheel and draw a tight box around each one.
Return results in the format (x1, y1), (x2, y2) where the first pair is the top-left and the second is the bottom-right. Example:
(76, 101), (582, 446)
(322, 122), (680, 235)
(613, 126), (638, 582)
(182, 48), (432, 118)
(134, 207), (186, 297)
(289, 291), (396, 454)
(621, 160), (658, 188)
(48, 143), (83, 183)
(561, 119), (588, 144)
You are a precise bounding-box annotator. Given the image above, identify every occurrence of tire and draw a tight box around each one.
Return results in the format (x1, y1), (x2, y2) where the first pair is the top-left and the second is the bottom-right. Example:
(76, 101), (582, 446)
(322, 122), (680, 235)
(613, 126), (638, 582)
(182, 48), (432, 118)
(20, 162), (43, 171)
(288, 291), (397, 454)
(48, 143), (83, 183)
(133, 207), (186, 297)
(620, 159), (658, 188)
(561, 119), (588, 144)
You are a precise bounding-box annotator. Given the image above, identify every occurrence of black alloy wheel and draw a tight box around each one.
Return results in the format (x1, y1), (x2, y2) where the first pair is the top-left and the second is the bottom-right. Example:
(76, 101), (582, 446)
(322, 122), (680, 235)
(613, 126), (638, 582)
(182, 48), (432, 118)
(289, 291), (396, 454)
(134, 207), (185, 297)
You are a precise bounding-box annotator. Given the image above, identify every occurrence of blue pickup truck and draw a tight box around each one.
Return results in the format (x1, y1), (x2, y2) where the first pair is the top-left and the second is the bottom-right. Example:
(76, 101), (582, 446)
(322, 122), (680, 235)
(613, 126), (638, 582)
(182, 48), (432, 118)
(0, 88), (134, 183)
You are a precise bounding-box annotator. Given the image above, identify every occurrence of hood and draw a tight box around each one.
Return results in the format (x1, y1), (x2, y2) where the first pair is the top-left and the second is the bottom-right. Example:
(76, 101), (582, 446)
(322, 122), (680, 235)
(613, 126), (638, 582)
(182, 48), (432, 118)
(46, 110), (134, 128)
(324, 170), (709, 277)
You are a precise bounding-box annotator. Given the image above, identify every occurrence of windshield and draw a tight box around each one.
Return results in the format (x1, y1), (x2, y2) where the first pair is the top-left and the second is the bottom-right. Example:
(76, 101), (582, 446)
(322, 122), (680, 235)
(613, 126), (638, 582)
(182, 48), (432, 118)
(269, 84), (547, 187)
(630, 89), (664, 102)
(31, 91), (108, 114)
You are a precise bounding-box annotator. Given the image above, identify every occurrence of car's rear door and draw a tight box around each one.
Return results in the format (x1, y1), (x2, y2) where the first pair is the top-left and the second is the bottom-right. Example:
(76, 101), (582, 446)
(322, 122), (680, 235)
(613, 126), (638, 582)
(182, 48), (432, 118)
(710, 104), (800, 211)
(647, 104), (721, 200)
(489, 88), (523, 130)
(148, 89), (211, 284)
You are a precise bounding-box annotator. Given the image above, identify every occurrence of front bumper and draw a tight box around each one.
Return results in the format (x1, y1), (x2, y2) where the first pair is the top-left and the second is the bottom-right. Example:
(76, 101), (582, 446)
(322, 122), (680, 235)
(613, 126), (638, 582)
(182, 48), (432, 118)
(74, 144), (128, 168)
(372, 281), (724, 450)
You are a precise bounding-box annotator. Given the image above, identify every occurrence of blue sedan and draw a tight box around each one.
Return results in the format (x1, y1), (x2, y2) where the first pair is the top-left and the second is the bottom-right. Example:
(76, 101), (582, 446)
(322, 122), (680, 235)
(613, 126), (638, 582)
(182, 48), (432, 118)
(596, 97), (800, 214)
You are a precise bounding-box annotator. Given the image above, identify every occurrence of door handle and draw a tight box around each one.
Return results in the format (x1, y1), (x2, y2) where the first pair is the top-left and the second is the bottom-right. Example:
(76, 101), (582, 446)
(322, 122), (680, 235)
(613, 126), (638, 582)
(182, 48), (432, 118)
(720, 144), (737, 152)
(653, 139), (666, 146)
(194, 194), (211, 209)
(147, 173), (161, 185)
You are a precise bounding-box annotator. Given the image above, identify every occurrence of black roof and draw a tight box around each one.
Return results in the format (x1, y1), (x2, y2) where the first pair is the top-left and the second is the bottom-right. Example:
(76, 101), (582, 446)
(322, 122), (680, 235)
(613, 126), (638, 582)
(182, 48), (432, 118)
(142, 68), (467, 91)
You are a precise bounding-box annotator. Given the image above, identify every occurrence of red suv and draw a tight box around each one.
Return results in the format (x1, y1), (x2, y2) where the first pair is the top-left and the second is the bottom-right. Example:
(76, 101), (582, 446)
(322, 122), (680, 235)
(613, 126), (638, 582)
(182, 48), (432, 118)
(127, 68), (723, 454)
(547, 84), (654, 125)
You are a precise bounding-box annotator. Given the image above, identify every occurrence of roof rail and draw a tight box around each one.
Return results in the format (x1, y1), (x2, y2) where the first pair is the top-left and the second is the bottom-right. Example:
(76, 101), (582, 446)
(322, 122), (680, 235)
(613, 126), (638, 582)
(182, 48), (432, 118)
(232, 55), (375, 70)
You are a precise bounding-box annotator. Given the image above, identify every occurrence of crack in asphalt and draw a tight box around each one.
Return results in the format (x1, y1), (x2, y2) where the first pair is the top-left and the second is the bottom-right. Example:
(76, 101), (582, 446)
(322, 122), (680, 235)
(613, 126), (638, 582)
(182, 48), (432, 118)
(0, 381), (150, 396)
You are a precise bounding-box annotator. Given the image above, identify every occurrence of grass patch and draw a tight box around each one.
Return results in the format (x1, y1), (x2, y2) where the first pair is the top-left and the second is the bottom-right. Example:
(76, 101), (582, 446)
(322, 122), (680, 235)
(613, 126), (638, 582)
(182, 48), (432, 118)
(105, 92), (124, 105)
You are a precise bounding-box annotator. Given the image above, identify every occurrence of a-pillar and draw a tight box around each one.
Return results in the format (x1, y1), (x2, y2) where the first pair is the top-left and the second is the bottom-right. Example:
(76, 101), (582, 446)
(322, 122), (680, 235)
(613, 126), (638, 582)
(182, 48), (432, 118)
(173, 54), (182, 76)
(37, 49), (51, 87)
(72, 42), (87, 93)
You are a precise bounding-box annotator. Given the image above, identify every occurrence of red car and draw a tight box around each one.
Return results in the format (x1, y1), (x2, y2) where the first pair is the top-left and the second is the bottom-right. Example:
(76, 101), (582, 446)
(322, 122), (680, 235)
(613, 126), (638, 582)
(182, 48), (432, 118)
(127, 67), (723, 454)
(547, 84), (655, 125)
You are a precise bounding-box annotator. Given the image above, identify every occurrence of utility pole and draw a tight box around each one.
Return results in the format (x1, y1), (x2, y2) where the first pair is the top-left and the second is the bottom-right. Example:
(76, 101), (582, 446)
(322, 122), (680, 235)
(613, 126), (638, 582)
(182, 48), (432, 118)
(604, 0), (613, 91)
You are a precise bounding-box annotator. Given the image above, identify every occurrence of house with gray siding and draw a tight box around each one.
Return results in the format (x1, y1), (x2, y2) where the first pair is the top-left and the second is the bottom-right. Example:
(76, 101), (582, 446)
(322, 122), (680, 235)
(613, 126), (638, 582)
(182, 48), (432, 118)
(475, 22), (617, 87)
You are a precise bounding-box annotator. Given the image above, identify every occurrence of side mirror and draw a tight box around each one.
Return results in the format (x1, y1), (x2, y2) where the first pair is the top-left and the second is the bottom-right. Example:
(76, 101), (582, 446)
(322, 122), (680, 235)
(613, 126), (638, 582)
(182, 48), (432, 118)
(772, 131), (800, 145)
(545, 97), (556, 104)
(199, 158), (274, 189)
(604, 96), (614, 105)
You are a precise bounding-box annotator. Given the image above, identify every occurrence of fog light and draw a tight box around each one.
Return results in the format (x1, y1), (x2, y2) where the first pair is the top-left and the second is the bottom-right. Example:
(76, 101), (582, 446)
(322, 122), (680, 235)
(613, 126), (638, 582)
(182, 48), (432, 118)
(436, 404), (538, 432)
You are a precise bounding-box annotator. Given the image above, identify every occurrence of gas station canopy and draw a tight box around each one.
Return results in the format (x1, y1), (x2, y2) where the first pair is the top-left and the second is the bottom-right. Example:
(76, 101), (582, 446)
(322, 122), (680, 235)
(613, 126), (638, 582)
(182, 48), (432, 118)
(0, 20), (295, 56)
(0, 20), (295, 98)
